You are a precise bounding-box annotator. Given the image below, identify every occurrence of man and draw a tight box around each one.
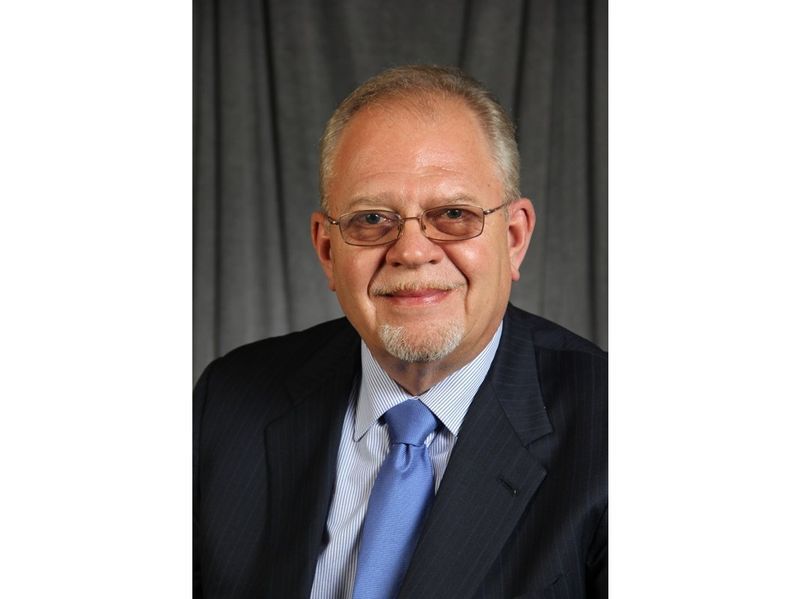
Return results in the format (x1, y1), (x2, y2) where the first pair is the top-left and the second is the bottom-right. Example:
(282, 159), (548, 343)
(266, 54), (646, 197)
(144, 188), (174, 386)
(194, 65), (607, 598)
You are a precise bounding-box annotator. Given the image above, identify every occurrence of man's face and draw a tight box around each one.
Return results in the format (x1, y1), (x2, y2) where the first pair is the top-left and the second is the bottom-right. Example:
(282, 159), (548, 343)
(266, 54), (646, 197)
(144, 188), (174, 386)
(312, 97), (534, 369)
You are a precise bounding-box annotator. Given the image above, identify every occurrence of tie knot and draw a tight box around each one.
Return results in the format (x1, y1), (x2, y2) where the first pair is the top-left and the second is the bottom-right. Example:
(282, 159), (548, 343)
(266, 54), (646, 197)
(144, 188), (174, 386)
(383, 400), (437, 446)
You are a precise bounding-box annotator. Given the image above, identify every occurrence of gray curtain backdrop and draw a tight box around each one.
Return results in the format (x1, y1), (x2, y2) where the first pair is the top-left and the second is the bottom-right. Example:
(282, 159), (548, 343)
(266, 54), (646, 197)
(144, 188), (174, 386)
(194, 0), (607, 383)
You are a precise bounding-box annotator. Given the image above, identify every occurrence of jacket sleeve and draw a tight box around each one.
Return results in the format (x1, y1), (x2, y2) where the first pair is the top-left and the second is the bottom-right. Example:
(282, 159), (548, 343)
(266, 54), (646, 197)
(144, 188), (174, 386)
(193, 361), (215, 599)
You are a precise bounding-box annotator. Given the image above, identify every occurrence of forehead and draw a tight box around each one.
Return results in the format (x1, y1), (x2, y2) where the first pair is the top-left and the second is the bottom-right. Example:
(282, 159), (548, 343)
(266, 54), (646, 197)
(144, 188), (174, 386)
(327, 97), (503, 211)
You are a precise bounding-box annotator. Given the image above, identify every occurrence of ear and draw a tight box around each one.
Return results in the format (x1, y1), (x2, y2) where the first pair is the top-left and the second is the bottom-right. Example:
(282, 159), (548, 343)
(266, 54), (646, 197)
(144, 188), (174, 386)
(311, 211), (337, 291)
(506, 198), (536, 281)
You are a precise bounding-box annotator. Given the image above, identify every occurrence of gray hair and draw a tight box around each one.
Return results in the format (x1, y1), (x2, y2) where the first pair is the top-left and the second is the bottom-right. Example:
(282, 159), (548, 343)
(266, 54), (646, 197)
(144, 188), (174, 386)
(319, 65), (520, 212)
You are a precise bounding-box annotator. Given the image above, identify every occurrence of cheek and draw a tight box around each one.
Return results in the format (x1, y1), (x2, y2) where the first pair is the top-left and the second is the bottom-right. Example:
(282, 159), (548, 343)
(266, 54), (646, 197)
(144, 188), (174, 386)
(332, 248), (385, 296)
(448, 244), (496, 282)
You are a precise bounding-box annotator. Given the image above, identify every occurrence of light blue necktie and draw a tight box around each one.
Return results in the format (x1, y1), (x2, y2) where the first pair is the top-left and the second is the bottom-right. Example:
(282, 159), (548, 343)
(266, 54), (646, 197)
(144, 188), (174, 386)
(352, 399), (438, 599)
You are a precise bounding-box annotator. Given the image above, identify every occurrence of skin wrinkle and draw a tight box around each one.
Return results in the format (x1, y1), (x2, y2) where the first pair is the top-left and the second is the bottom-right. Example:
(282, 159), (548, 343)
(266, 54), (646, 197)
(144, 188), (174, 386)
(335, 192), (482, 217)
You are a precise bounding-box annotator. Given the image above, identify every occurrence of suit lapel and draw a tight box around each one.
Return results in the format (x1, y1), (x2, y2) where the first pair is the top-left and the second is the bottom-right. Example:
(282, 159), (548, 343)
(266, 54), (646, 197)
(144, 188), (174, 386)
(399, 308), (553, 598)
(263, 327), (360, 598)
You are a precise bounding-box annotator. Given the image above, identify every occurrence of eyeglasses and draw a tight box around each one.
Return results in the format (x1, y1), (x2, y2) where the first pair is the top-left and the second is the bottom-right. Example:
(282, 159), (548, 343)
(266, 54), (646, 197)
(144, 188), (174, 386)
(325, 203), (507, 247)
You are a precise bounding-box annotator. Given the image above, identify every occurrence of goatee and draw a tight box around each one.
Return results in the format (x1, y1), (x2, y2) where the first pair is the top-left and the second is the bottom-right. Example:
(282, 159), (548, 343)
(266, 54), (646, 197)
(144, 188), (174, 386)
(378, 320), (464, 363)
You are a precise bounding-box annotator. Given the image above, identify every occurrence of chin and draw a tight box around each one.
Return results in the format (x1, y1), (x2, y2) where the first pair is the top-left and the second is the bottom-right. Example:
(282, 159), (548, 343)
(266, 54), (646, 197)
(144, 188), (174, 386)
(378, 320), (465, 363)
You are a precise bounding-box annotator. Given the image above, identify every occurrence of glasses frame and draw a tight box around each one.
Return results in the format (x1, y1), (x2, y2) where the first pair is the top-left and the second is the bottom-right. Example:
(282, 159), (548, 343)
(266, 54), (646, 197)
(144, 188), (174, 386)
(325, 203), (508, 247)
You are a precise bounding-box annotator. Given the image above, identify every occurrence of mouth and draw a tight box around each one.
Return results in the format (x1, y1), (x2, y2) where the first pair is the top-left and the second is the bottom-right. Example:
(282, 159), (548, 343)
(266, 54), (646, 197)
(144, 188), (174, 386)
(371, 281), (464, 306)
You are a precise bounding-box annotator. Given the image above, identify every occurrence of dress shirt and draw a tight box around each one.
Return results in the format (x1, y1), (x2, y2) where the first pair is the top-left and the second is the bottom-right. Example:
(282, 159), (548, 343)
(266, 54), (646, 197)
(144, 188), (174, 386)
(310, 324), (503, 599)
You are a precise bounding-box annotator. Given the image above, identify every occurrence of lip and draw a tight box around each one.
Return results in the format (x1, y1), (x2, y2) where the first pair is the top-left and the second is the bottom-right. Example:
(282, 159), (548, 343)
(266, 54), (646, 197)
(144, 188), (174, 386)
(376, 288), (454, 306)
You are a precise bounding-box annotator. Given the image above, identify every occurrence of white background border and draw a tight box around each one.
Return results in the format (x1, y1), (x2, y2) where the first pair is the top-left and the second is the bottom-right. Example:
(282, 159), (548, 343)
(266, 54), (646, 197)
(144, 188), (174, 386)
(2, 1), (799, 596)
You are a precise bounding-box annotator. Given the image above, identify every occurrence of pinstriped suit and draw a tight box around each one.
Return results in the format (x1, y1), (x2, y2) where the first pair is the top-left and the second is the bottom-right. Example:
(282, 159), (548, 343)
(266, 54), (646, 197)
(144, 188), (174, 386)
(193, 304), (607, 598)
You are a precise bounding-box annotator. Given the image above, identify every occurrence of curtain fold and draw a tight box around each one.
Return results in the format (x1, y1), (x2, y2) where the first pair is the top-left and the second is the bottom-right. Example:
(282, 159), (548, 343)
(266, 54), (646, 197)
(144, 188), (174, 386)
(194, 0), (608, 382)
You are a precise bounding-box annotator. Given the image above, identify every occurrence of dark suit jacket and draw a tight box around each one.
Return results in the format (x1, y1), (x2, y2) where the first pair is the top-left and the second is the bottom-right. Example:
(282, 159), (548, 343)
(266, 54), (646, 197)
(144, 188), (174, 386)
(194, 304), (607, 598)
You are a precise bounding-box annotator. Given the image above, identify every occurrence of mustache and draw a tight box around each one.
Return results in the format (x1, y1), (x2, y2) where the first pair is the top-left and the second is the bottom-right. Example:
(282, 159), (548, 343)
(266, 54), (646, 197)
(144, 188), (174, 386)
(370, 280), (464, 296)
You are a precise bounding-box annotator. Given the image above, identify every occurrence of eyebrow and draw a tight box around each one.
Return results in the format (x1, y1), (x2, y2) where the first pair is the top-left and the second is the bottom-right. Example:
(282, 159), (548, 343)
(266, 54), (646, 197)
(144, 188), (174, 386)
(342, 195), (394, 212)
(342, 193), (481, 213)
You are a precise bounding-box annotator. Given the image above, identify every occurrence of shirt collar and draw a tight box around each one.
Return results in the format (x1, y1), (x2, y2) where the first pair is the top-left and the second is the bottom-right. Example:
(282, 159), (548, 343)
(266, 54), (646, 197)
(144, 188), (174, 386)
(354, 322), (503, 441)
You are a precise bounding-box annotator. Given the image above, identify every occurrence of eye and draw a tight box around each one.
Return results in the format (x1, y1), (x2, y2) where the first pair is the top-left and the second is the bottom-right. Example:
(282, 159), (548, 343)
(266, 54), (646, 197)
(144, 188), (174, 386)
(352, 212), (389, 226)
(427, 206), (471, 221)
(364, 213), (384, 225)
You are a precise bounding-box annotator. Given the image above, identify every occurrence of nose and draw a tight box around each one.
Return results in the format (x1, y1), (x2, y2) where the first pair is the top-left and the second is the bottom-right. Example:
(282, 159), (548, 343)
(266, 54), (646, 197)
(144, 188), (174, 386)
(385, 216), (444, 268)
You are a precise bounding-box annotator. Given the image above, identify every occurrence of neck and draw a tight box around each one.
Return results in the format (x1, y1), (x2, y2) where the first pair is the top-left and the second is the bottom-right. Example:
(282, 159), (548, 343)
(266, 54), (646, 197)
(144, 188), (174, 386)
(376, 358), (459, 397)
(368, 329), (499, 396)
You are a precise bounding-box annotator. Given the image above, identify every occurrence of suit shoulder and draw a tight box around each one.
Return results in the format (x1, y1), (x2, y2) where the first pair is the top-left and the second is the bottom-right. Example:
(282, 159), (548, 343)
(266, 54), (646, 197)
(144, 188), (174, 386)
(226, 317), (353, 361)
(199, 317), (358, 389)
(507, 304), (606, 360)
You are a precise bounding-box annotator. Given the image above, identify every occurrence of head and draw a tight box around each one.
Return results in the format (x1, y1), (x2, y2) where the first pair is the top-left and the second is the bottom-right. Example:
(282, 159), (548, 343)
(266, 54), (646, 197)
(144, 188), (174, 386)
(312, 65), (535, 371)
(320, 65), (520, 211)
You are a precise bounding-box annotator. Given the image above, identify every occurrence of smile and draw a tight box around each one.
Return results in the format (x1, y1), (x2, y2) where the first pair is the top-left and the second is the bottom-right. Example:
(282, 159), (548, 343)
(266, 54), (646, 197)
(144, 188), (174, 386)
(371, 282), (464, 307)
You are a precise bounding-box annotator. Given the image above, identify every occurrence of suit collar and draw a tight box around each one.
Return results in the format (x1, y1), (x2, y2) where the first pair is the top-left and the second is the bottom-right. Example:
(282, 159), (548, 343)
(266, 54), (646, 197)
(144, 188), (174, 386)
(489, 305), (554, 445)
(282, 321), (361, 408)
(263, 321), (361, 597)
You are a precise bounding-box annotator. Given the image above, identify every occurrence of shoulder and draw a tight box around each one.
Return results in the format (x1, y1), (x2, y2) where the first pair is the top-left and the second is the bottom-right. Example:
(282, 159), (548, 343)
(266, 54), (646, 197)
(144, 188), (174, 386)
(506, 304), (606, 359)
(503, 304), (607, 412)
(194, 317), (359, 415)
(203, 318), (357, 381)
(193, 317), (360, 463)
(223, 317), (354, 367)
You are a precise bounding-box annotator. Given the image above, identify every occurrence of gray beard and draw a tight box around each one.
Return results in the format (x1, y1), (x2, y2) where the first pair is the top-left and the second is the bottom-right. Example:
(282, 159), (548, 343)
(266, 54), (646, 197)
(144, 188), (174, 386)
(377, 320), (465, 363)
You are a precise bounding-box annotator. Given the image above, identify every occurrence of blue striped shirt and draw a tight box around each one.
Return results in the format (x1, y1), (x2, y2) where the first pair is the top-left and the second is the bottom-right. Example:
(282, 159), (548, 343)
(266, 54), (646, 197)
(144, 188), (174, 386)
(310, 323), (503, 598)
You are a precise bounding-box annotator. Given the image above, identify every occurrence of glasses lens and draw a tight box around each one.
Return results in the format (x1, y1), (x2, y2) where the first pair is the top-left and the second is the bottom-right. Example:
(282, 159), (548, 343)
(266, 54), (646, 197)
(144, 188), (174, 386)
(341, 211), (399, 245)
(423, 205), (484, 240)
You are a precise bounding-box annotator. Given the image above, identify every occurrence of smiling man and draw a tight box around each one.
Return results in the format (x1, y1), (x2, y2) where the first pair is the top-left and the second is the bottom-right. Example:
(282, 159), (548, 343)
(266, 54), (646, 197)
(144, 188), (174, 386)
(194, 65), (607, 599)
